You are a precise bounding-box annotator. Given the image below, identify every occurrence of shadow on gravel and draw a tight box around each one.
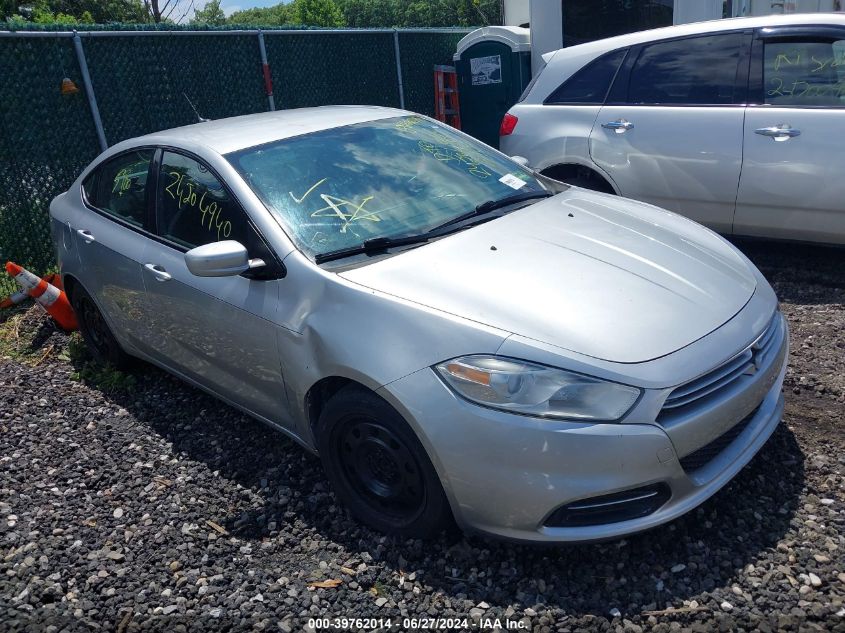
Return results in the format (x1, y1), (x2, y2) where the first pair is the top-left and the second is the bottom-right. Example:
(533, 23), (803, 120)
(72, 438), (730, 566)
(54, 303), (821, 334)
(99, 362), (806, 618)
(732, 238), (845, 305)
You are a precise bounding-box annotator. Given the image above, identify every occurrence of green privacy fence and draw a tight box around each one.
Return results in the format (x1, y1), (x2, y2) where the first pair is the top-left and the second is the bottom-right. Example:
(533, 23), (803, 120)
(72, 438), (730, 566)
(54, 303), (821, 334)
(0, 26), (468, 296)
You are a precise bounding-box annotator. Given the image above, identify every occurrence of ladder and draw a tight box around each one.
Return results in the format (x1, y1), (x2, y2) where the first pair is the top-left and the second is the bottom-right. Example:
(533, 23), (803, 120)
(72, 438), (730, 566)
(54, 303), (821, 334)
(434, 65), (461, 130)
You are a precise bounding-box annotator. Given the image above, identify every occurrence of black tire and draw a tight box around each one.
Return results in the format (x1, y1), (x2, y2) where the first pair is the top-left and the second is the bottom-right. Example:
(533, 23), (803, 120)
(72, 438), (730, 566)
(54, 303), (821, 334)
(70, 285), (132, 370)
(316, 386), (453, 538)
(541, 166), (617, 195)
(563, 178), (604, 190)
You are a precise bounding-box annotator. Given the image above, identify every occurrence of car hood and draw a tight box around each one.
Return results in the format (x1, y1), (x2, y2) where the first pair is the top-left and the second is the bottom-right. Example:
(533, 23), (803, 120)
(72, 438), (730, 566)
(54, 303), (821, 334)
(339, 188), (757, 363)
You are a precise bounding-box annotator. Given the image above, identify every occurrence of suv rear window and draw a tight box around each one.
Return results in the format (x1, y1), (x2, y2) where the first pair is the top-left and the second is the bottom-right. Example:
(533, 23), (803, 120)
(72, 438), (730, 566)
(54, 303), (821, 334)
(627, 33), (745, 105)
(545, 49), (627, 105)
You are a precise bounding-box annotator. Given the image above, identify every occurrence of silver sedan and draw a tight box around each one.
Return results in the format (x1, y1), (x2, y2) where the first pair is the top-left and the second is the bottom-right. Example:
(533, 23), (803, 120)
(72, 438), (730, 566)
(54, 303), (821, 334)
(50, 106), (788, 542)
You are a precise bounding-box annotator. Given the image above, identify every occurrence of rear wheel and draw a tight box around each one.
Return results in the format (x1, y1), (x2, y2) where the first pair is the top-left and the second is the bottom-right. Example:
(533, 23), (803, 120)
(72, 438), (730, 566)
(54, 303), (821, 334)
(70, 285), (132, 370)
(316, 386), (452, 538)
(541, 164), (616, 194)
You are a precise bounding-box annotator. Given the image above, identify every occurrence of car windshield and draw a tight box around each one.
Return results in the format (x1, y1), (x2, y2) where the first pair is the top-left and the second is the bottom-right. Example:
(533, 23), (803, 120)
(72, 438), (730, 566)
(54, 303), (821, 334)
(226, 115), (547, 258)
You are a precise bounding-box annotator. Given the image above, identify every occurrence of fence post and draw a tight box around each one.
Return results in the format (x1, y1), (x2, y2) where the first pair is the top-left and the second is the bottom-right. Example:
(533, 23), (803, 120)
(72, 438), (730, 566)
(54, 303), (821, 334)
(72, 31), (107, 152)
(257, 30), (276, 111)
(393, 29), (406, 110)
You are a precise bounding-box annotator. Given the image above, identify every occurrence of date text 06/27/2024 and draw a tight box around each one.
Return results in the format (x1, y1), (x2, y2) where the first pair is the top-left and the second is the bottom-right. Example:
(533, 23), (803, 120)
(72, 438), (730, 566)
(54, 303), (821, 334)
(307, 616), (530, 630)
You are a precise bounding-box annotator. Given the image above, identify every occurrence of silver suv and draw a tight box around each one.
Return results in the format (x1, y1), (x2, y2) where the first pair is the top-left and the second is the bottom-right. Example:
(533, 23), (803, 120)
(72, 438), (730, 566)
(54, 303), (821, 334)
(501, 13), (845, 245)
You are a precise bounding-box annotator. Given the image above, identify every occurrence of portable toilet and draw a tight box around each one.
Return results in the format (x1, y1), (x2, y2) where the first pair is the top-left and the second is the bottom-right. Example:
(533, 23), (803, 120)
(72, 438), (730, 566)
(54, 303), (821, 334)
(453, 26), (531, 149)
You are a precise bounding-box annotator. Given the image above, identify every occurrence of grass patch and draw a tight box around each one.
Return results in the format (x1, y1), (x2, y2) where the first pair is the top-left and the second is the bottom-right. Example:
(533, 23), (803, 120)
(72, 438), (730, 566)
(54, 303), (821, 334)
(67, 332), (136, 393)
(0, 304), (57, 363)
(1, 306), (135, 393)
(69, 361), (136, 393)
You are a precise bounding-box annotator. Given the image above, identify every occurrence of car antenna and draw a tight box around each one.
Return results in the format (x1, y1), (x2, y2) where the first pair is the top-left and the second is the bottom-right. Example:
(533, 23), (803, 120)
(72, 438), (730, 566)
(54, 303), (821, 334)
(183, 93), (210, 123)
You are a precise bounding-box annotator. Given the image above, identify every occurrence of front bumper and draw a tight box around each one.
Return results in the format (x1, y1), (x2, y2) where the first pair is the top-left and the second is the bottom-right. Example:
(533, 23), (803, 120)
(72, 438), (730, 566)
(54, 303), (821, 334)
(378, 316), (788, 543)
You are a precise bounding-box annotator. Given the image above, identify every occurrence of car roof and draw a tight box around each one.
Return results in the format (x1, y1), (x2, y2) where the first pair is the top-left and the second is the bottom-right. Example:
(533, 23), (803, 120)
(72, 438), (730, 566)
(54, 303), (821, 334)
(127, 105), (407, 155)
(545, 13), (845, 62)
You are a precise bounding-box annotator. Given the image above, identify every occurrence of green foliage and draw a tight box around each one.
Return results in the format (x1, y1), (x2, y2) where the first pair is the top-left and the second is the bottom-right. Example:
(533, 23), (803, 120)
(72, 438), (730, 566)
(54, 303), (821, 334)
(337, 0), (397, 27)
(2, 0), (146, 22)
(3, 0), (501, 27)
(338, 0), (500, 27)
(291, 0), (344, 27)
(228, 4), (292, 26)
(67, 333), (136, 392)
(70, 358), (137, 392)
(191, 0), (226, 25)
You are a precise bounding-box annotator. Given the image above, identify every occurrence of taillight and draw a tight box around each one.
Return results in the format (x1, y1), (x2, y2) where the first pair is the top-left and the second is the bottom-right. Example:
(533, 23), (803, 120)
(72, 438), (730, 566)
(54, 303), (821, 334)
(499, 113), (518, 136)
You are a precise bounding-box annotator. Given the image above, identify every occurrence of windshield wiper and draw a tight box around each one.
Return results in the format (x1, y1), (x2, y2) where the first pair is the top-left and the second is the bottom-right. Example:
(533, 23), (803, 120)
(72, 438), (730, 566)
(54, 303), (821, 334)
(314, 190), (553, 265)
(315, 234), (430, 264)
(429, 190), (553, 233)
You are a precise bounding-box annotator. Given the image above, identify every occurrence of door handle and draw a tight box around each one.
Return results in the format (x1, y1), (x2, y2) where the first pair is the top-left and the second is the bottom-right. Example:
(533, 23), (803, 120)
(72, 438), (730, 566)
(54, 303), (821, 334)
(602, 119), (634, 134)
(75, 229), (96, 244)
(144, 263), (172, 282)
(755, 125), (801, 141)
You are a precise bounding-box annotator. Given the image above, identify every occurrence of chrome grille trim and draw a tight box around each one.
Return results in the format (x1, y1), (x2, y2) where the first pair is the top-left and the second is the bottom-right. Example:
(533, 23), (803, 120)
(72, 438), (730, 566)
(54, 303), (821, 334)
(660, 313), (780, 416)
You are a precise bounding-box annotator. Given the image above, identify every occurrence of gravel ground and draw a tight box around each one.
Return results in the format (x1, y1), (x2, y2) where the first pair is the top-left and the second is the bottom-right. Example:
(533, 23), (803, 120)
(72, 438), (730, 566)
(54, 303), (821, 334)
(0, 239), (843, 633)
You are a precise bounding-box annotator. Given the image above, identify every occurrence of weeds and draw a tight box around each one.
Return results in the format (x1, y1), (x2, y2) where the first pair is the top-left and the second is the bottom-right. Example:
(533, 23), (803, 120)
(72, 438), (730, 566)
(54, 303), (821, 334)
(70, 361), (136, 393)
(67, 332), (136, 393)
(0, 303), (51, 361)
(1, 305), (135, 393)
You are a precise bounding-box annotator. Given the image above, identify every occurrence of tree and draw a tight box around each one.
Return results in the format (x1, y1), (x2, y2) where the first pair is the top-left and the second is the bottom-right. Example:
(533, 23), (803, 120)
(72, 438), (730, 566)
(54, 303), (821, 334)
(228, 3), (291, 25)
(336, 0), (397, 27)
(142, 0), (195, 23)
(291, 0), (344, 27)
(191, 0), (225, 24)
(2, 0), (147, 22)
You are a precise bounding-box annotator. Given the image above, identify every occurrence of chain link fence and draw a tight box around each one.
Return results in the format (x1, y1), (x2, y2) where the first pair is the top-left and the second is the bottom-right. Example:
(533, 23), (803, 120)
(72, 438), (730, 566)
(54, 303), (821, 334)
(0, 25), (470, 296)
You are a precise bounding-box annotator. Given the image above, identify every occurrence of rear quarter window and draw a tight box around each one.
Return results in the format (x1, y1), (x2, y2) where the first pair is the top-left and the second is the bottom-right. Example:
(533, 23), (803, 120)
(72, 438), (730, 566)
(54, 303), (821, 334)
(83, 149), (154, 227)
(545, 48), (627, 105)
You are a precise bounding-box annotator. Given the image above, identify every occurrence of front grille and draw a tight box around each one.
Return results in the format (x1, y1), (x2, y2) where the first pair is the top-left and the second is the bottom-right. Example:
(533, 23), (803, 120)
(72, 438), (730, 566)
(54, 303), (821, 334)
(678, 406), (758, 472)
(544, 483), (671, 528)
(659, 313), (780, 421)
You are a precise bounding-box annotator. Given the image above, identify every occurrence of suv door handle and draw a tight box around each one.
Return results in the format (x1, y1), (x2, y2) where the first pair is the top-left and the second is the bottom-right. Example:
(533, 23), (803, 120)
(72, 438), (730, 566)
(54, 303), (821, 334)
(75, 229), (96, 244)
(602, 119), (634, 133)
(755, 125), (801, 141)
(144, 263), (172, 282)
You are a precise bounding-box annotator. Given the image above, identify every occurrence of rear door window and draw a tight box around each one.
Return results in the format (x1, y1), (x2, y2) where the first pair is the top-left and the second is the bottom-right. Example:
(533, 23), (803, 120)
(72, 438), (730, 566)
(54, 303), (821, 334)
(763, 37), (845, 106)
(627, 33), (745, 105)
(83, 149), (153, 227)
(545, 48), (627, 105)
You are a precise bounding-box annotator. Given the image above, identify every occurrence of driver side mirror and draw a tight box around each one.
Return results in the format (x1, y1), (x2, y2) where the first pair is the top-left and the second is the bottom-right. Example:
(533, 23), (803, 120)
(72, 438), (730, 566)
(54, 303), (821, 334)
(510, 155), (531, 168)
(185, 240), (265, 277)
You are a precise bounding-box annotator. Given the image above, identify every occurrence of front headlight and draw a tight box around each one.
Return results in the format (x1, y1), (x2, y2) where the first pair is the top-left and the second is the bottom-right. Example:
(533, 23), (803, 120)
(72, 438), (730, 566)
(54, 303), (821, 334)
(434, 355), (640, 422)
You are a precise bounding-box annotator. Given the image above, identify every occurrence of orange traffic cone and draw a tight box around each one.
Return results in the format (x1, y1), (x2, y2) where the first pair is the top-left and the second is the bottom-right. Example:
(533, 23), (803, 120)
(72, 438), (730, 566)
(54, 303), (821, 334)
(5, 262), (78, 331)
(0, 272), (60, 309)
(0, 288), (29, 309)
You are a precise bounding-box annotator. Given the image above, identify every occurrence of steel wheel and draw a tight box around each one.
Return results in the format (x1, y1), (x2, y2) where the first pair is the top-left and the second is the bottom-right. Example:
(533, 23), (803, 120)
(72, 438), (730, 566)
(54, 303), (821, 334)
(317, 386), (453, 538)
(336, 419), (426, 522)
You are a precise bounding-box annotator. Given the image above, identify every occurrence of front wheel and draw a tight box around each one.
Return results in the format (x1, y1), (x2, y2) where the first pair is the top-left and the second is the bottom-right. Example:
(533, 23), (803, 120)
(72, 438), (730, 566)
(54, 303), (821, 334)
(316, 386), (453, 538)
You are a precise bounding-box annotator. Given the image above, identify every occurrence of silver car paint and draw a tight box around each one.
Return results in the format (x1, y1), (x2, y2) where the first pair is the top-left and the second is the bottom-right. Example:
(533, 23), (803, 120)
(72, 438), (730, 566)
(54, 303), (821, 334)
(735, 106), (845, 244)
(588, 105), (744, 233)
(341, 188), (757, 363)
(50, 106), (788, 541)
(501, 14), (845, 244)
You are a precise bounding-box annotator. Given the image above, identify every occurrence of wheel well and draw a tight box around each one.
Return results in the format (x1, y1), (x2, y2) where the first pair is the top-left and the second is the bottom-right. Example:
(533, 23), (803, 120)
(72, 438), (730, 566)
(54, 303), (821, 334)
(306, 376), (367, 435)
(540, 164), (616, 194)
(62, 274), (79, 302)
